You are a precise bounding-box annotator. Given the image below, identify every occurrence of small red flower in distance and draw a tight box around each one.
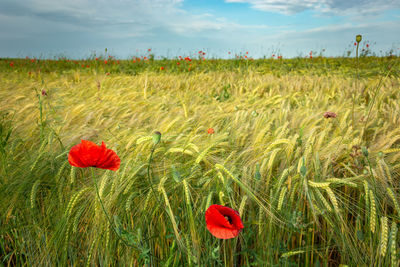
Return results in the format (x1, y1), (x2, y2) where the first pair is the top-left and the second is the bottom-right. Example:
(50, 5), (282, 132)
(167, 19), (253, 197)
(104, 60), (108, 64)
(106, 72), (110, 76)
(41, 89), (47, 96)
(9, 62), (14, 67)
(207, 128), (215, 134)
(177, 62), (180, 65)
(366, 44), (369, 48)
(354, 42), (357, 46)
(228, 52), (231, 54)
(68, 140), (120, 171)
(323, 111), (337, 118)
(148, 48), (151, 52)
(160, 66), (165, 70)
(205, 204), (244, 239)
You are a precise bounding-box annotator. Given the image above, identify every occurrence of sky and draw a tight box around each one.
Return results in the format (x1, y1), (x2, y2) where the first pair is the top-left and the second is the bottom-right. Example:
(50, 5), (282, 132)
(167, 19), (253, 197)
(0, 0), (399, 59)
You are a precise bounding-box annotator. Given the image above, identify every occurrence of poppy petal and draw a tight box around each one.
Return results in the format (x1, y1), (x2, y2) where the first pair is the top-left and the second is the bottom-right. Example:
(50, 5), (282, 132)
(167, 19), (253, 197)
(205, 204), (243, 239)
(68, 140), (120, 171)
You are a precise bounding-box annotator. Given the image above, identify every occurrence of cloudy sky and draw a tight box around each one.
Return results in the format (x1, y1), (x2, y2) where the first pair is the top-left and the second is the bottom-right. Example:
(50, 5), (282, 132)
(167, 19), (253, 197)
(1, 0), (399, 58)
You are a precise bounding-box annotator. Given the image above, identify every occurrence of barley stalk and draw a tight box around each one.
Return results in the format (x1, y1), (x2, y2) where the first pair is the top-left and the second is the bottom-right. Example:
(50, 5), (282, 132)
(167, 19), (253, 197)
(85, 239), (96, 267)
(30, 180), (41, 209)
(70, 166), (76, 184)
(390, 221), (398, 266)
(239, 195), (248, 216)
(313, 188), (332, 212)
(125, 193), (136, 214)
(380, 216), (388, 257)
(205, 191), (213, 211)
(219, 191), (225, 206)
(258, 206), (264, 236)
(308, 180), (331, 188)
(66, 187), (91, 217)
(387, 187), (400, 216)
(325, 187), (340, 214)
(277, 187), (287, 211)
(369, 190), (376, 233)
(72, 206), (85, 234)
(281, 250), (305, 258)
(160, 186), (183, 248)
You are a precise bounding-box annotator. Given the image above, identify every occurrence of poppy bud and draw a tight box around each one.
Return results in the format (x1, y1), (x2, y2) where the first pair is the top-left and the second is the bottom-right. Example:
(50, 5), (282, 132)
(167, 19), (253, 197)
(356, 35), (362, 43)
(152, 131), (161, 145)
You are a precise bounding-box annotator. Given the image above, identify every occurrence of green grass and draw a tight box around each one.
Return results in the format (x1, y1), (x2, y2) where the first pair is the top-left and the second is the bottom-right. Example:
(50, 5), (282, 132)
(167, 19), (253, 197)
(0, 56), (400, 266)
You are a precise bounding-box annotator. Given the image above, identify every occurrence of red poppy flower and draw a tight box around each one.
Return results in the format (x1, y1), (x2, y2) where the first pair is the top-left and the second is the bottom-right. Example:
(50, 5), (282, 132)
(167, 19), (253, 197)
(205, 205), (244, 239)
(207, 128), (215, 134)
(68, 140), (120, 171)
(366, 44), (369, 48)
(354, 42), (357, 46)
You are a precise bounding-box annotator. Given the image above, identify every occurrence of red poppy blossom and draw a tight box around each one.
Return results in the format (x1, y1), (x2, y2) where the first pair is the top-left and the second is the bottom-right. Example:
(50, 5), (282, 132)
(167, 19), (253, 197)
(354, 42), (357, 46)
(323, 111), (337, 118)
(207, 128), (215, 134)
(366, 44), (369, 48)
(205, 205), (244, 239)
(68, 140), (120, 171)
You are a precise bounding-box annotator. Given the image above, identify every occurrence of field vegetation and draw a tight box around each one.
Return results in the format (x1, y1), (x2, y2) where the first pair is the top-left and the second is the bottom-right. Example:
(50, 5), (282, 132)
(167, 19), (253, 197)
(0, 52), (400, 266)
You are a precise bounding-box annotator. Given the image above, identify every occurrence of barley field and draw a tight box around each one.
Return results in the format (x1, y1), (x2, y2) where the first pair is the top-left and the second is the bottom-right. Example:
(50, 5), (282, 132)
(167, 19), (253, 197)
(0, 55), (400, 266)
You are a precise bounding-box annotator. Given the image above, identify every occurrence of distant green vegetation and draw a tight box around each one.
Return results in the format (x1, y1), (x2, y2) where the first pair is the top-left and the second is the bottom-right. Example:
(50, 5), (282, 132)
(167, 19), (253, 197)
(1, 55), (398, 77)
(0, 55), (399, 266)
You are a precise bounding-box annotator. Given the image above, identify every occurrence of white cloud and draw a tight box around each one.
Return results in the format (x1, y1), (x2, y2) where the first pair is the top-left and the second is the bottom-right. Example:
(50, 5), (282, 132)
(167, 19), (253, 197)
(225, 0), (400, 15)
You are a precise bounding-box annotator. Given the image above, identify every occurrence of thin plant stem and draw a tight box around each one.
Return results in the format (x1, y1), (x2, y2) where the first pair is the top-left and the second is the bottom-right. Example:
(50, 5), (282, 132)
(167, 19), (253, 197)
(147, 143), (163, 207)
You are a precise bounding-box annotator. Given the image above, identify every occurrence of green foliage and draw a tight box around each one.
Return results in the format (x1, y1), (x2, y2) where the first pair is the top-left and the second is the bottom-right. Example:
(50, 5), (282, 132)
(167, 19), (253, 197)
(0, 56), (400, 266)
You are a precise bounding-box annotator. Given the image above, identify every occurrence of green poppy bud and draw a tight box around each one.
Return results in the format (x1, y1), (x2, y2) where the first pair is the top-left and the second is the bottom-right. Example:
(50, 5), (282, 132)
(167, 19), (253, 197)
(356, 35), (362, 43)
(152, 131), (161, 145)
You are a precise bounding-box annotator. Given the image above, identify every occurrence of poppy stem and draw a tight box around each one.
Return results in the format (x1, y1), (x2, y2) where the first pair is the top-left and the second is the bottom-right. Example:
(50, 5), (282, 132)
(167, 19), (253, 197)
(147, 144), (163, 207)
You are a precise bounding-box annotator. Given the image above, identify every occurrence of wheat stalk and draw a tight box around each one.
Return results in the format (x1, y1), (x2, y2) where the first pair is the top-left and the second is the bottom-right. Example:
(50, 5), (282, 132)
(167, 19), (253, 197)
(369, 190), (377, 233)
